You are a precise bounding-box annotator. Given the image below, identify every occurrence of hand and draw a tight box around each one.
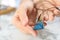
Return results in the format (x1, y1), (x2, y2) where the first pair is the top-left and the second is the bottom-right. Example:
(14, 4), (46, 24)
(12, 0), (37, 37)
(12, 0), (60, 37)
(12, 10), (38, 37)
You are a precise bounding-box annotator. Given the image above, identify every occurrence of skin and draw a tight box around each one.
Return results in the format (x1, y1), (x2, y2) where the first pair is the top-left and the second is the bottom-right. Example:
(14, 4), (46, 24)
(12, 0), (60, 37)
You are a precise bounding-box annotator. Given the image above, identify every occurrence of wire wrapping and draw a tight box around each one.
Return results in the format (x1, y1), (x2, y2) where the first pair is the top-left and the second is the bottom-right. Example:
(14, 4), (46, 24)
(33, 0), (60, 30)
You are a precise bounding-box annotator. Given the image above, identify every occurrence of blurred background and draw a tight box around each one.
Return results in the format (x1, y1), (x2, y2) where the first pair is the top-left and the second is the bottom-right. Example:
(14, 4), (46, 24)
(0, 0), (60, 40)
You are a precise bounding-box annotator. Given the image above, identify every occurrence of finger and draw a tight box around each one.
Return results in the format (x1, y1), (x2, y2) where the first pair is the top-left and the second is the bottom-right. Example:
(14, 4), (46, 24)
(43, 11), (49, 21)
(54, 8), (59, 15)
(43, 21), (47, 26)
(26, 25), (38, 37)
(16, 6), (28, 26)
(48, 11), (54, 21)
(20, 25), (37, 37)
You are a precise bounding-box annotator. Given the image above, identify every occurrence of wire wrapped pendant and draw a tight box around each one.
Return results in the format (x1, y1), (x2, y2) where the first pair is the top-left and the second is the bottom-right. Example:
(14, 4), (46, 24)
(33, 13), (44, 30)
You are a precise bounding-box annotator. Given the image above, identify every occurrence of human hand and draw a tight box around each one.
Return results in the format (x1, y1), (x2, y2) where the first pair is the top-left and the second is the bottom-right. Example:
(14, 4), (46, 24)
(12, 0), (60, 37)
(12, 0), (37, 37)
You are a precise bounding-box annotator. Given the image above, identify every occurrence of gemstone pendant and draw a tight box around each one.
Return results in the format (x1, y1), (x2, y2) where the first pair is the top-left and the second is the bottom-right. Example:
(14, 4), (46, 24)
(33, 21), (44, 30)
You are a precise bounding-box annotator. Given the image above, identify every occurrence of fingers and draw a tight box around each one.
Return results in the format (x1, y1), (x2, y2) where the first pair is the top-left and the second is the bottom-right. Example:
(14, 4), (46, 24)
(43, 11), (49, 21)
(44, 11), (54, 21)
(48, 11), (54, 21)
(12, 15), (37, 37)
